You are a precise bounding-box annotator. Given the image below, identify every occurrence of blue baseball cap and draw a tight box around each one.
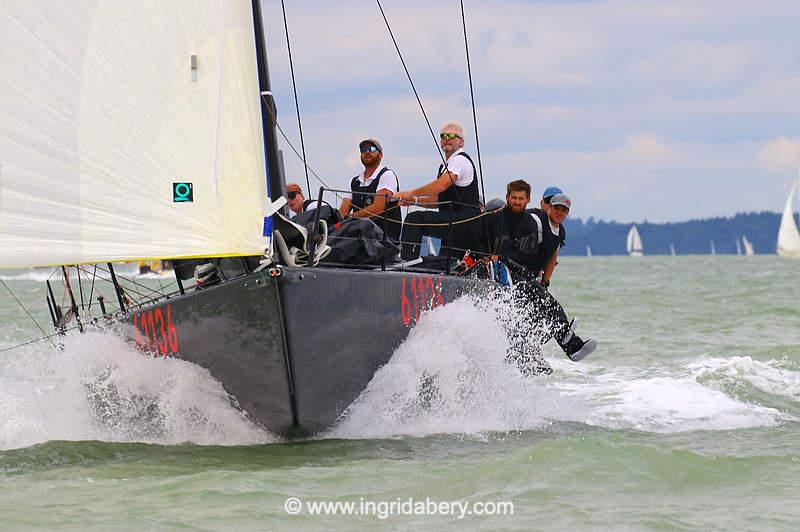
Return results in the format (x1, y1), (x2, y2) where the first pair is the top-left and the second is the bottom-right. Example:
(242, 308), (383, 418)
(542, 186), (562, 200)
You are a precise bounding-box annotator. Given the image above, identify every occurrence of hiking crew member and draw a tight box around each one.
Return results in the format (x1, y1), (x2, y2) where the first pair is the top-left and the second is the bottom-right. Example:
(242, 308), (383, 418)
(487, 181), (596, 374)
(339, 138), (402, 242)
(526, 185), (566, 282)
(395, 121), (484, 260)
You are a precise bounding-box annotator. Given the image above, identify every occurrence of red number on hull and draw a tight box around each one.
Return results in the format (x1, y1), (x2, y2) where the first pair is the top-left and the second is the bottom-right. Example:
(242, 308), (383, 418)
(131, 303), (179, 356)
(400, 275), (445, 326)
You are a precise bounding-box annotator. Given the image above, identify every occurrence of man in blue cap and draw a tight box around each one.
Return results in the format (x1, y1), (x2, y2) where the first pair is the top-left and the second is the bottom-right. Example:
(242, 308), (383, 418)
(529, 185), (562, 215)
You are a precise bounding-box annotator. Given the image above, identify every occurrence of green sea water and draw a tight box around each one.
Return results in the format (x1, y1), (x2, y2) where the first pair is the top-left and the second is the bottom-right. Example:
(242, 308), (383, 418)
(1, 256), (799, 530)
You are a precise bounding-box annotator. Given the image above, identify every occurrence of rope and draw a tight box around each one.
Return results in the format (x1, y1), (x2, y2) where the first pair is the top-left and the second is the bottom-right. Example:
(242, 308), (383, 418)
(375, 0), (445, 166)
(261, 97), (343, 202)
(0, 278), (57, 349)
(459, 0), (487, 206)
(279, 0), (312, 196)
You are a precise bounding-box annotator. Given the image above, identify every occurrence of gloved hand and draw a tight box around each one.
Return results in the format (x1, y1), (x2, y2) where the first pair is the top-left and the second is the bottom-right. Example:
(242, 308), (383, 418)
(539, 278), (550, 289)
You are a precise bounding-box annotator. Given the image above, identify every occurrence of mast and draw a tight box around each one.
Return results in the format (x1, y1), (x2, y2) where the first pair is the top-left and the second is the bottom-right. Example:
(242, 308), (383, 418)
(251, 0), (286, 204)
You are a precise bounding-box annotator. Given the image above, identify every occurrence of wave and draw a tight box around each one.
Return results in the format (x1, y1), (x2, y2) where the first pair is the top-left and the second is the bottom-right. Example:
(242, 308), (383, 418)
(0, 331), (272, 450)
(331, 297), (797, 439)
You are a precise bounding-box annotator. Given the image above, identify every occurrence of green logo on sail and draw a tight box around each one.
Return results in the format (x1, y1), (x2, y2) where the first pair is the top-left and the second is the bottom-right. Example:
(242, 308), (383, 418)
(173, 183), (193, 202)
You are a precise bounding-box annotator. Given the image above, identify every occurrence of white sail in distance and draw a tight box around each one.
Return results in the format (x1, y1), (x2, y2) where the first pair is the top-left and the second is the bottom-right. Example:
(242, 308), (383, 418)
(626, 225), (643, 257)
(742, 235), (755, 256)
(0, 1), (269, 268)
(776, 173), (800, 258)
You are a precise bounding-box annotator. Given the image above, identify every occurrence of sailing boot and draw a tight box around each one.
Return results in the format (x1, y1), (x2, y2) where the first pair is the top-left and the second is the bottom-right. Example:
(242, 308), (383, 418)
(561, 334), (597, 362)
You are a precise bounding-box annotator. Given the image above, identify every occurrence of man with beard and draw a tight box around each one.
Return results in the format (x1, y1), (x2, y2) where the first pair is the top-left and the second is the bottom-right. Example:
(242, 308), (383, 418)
(338, 138), (402, 242)
(487, 180), (596, 375)
(395, 121), (484, 260)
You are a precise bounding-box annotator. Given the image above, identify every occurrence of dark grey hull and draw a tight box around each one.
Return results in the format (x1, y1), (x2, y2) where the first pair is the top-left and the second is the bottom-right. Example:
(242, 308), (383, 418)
(121, 266), (481, 437)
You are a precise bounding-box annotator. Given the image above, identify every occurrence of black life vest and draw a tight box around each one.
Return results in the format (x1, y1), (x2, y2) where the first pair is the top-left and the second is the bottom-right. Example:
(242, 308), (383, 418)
(349, 167), (402, 241)
(437, 152), (480, 213)
(525, 210), (566, 273)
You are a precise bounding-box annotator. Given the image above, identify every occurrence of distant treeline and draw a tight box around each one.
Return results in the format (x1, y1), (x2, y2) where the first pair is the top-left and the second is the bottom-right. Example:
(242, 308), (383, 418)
(561, 212), (786, 256)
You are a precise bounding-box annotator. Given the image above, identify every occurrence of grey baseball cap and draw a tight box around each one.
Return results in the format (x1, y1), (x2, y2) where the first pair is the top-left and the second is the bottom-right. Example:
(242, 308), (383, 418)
(549, 193), (572, 209)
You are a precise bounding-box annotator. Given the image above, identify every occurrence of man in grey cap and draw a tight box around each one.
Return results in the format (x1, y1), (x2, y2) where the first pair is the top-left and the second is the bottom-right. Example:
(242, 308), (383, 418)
(338, 138), (402, 242)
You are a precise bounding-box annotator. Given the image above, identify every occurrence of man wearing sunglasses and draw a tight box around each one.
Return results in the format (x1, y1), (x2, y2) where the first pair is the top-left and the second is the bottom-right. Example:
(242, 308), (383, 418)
(286, 183), (318, 217)
(338, 138), (402, 242)
(395, 121), (483, 260)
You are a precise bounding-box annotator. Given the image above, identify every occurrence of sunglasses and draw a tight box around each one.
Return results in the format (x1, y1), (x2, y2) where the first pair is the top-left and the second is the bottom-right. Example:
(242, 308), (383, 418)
(359, 145), (379, 154)
(287, 191), (300, 200)
(440, 132), (462, 140)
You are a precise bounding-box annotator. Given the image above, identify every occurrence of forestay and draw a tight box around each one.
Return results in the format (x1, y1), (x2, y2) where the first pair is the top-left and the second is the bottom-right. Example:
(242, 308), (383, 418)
(0, 1), (269, 268)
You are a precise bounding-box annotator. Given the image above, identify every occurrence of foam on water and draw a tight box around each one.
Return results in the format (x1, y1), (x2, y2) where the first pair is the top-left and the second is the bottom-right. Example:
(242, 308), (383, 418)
(331, 295), (798, 439)
(0, 332), (272, 450)
(331, 296), (588, 439)
(689, 355), (800, 401)
(560, 369), (786, 433)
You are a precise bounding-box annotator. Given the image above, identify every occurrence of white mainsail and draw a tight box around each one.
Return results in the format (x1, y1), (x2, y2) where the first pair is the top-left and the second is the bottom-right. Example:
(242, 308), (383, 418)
(742, 235), (755, 256)
(626, 225), (643, 257)
(0, 2), (269, 268)
(710, 240), (716, 255)
(669, 243), (676, 256)
(776, 176), (800, 258)
(735, 238), (742, 256)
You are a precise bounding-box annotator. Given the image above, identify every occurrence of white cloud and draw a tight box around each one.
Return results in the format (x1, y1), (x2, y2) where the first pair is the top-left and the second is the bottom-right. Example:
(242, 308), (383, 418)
(758, 138), (800, 172)
(263, 0), (800, 221)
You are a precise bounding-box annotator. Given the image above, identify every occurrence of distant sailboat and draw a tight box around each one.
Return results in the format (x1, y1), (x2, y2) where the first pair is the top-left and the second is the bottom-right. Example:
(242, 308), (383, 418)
(735, 238), (742, 256)
(710, 240), (717, 255)
(669, 243), (676, 256)
(626, 225), (643, 257)
(776, 171), (800, 258)
(586, 245), (592, 257)
(424, 236), (439, 256)
(742, 235), (754, 256)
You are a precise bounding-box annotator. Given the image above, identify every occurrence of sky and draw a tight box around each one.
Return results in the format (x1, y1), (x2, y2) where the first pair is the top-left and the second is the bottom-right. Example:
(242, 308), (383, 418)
(261, 0), (800, 223)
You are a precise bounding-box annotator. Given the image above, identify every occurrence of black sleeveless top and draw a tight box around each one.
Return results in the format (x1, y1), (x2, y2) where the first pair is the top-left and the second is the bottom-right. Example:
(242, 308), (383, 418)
(437, 152), (480, 213)
(349, 167), (401, 241)
(526, 210), (566, 273)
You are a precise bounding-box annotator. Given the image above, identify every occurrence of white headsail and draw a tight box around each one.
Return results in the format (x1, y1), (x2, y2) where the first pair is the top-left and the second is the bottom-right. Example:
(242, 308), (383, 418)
(776, 174), (800, 258)
(626, 224), (643, 257)
(0, 1), (269, 268)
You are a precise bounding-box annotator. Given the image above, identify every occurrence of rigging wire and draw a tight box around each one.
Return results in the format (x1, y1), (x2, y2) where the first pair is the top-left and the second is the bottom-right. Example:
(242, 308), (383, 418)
(459, 0), (487, 204)
(280, 0), (312, 196)
(0, 278), (57, 349)
(375, 0), (445, 165)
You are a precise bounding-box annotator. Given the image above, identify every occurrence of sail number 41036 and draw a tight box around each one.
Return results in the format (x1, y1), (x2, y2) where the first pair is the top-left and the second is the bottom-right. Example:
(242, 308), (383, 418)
(132, 304), (179, 355)
(401, 276), (444, 326)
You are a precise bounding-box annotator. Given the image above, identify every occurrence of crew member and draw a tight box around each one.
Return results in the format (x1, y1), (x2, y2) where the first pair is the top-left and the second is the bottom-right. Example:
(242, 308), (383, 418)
(487, 180), (596, 374)
(526, 185), (566, 283)
(286, 183), (319, 217)
(396, 121), (484, 260)
(339, 138), (402, 242)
